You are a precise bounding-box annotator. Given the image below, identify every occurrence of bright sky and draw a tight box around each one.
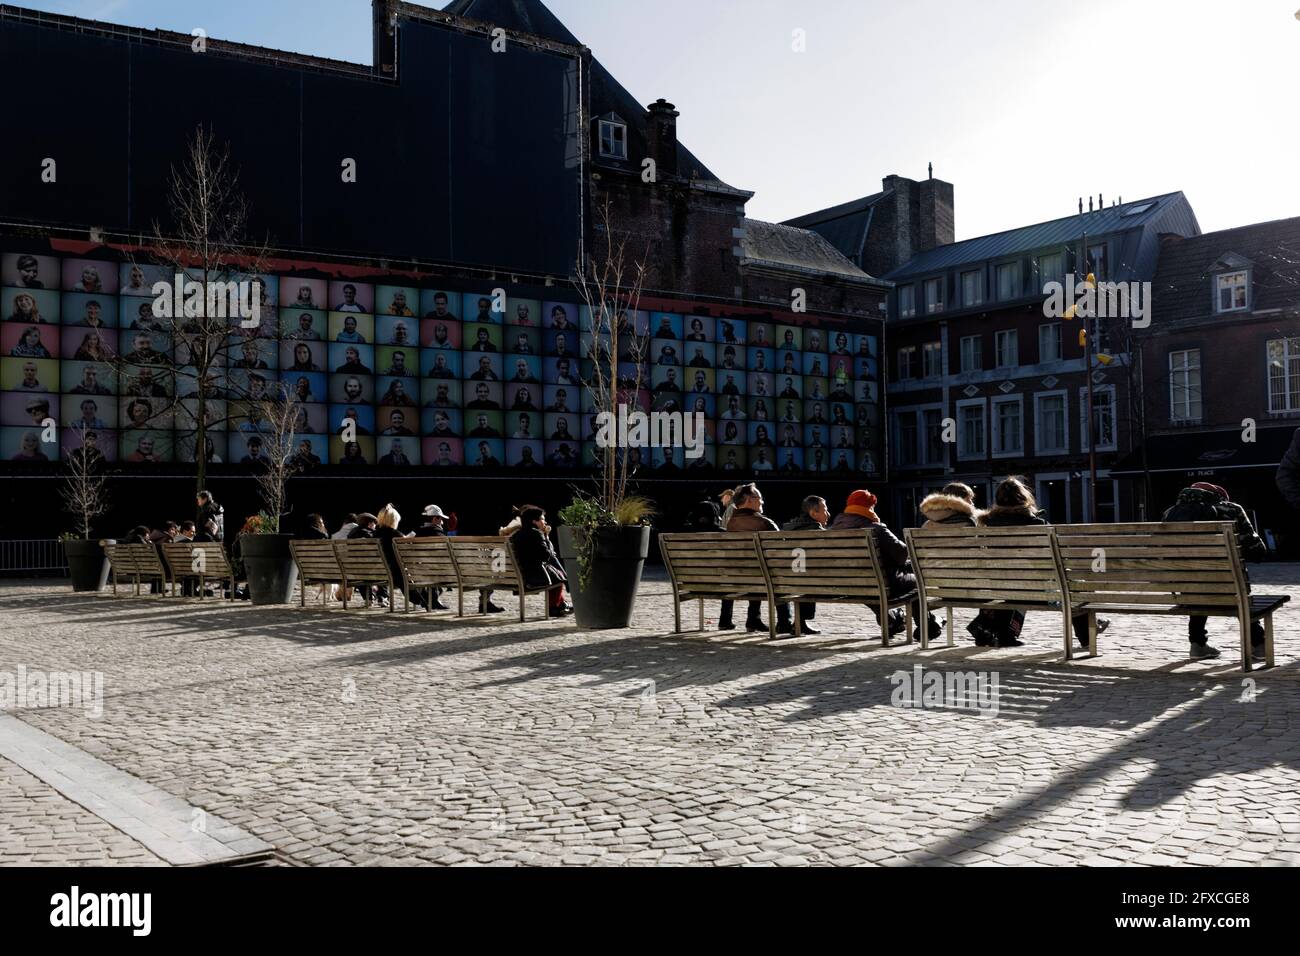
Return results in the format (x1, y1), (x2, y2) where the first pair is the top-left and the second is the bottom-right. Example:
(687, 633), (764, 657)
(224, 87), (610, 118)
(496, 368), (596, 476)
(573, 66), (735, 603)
(31, 0), (1300, 240)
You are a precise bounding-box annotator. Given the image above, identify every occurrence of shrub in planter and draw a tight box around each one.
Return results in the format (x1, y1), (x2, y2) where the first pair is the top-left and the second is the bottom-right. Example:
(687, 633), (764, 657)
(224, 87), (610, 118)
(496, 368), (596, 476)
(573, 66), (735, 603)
(557, 495), (653, 629)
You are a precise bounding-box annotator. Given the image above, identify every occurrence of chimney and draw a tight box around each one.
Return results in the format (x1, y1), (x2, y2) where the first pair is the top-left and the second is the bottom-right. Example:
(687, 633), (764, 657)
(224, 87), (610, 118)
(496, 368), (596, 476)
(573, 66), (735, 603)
(646, 99), (679, 178)
(373, 0), (397, 76)
(916, 175), (955, 253)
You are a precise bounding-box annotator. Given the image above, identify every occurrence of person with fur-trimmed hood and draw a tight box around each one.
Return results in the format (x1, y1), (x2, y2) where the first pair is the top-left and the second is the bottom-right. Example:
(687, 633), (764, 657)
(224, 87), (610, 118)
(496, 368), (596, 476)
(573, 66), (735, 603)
(1163, 481), (1268, 661)
(919, 482), (979, 528)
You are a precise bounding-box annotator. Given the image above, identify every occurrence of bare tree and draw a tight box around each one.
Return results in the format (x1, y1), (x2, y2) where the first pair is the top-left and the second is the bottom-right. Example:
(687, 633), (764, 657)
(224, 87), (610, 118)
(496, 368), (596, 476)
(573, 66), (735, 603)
(60, 424), (110, 539)
(248, 382), (305, 534)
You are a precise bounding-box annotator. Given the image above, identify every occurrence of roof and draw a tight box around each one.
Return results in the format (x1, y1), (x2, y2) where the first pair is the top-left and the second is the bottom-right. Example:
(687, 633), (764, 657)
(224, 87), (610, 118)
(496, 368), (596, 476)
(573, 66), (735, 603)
(740, 219), (881, 284)
(782, 191), (886, 265)
(1152, 215), (1300, 321)
(442, 0), (741, 191)
(885, 192), (1200, 282)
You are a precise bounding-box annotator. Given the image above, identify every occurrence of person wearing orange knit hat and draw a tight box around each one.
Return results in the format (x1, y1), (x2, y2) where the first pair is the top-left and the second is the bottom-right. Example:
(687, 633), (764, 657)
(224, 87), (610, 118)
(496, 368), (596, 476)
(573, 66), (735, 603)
(831, 489), (941, 642)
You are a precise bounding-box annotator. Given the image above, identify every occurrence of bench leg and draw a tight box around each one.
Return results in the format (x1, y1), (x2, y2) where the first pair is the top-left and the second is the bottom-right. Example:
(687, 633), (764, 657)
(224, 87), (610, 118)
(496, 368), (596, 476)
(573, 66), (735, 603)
(698, 598), (704, 633)
(881, 605), (890, 648)
(1239, 615), (1252, 674)
(1063, 609), (1075, 662)
(794, 602), (802, 638)
(342, 580), (350, 610)
(1088, 611), (1098, 658)
(1264, 614), (1275, 668)
(946, 607), (954, 648)
(904, 602), (913, 646)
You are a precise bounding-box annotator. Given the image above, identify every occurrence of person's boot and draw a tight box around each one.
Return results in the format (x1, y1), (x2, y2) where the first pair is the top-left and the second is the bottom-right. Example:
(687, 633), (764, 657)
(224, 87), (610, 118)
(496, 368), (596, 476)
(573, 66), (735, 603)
(480, 594), (504, 614)
(1076, 618), (1109, 648)
(914, 615), (943, 644)
(774, 605), (795, 636)
(967, 618), (994, 647)
(1189, 642), (1221, 660)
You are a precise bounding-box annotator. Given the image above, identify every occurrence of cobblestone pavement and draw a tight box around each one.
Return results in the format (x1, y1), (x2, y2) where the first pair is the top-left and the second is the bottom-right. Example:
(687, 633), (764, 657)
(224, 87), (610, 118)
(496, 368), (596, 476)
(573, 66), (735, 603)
(2, 564), (1300, 866)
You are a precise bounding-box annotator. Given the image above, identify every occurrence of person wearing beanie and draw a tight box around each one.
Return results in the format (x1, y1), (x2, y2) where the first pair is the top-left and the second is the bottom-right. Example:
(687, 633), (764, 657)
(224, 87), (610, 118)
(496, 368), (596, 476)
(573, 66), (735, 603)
(919, 482), (979, 528)
(830, 489), (942, 642)
(1163, 481), (1268, 661)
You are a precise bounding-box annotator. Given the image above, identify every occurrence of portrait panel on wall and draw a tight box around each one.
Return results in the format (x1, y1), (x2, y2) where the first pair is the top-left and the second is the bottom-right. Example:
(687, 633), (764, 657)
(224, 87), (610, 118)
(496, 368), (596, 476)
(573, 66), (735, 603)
(505, 383), (540, 412)
(804, 447), (830, 474)
(715, 343), (745, 373)
(650, 447), (684, 471)
(120, 429), (173, 463)
(775, 374), (804, 400)
(648, 312), (682, 341)
(544, 440), (579, 468)
(63, 293), (118, 329)
(773, 349), (800, 378)
(465, 353), (503, 382)
(716, 317), (746, 347)
(420, 289), (462, 322)
(467, 438), (505, 468)
(682, 315), (714, 343)
(280, 341), (326, 374)
(328, 372), (374, 405)
(376, 376), (419, 409)
(828, 357), (854, 395)
(422, 407), (462, 438)
(375, 284), (418, 319)
(226, 369), (274, 403)
(855, 334), (879, 360)
(827, 330), (854, 356)
(683, 342), (716, 370)
(121, 298), (164, 332)
(717, 392), (748, 422)
(776, 421), (802, 449)
(422, 349), (462, 380)
(650, 391), (683, 414)
(176, 431), (229, 466)
(120, 395), (172, 431)
(61, 360), (109, 396)
(775, 325), (803, 353)
(328, 281), (374, 315)
(507, 439), (543, 468)
(176, 396), (228, 434)
(62, 327), (117, 363)
(776, 447), (804, 474)
(2, 426), (58, 462)
(802, 351), (830, 378)
(856, 380), (879, 404)
(649, 365), (683, 394)
(747, 321), (775, 348)
(120, 365), (173, 401)
(580, 330), (611, 363)
(505, 355), (542, 385)
(376, 346), (417, 379)
(616, 387), (651, 414)
(506, 326), (541, 356)
(2, 253), (59, 290)
(776, 398), (803, 425)
(684, 393), (716, 421)
(856, 356), (879, 382)
(649, 339), (681, 368)
(422, 379), (462, 409)
(684, 446), (715, 472)
(329, 342), (374, 375)
(61, 393), (117, 431)
(747, 347), (775, 375)
(750, 446), (777, 474)
(803, 399), (830, 425)
(3, 322), (58, 360)
(376, 436), (419, 466)
(285, 403), (328, 436)
(230, 335), (277, 372)
(119, 330), (172, 368)
(717, 419), (745, 447)
(2, 391), (57, 428)
(613, 308), (649, 338)
(375, 315), (419, 349)
(118, 263), (167, 298)
(463, 409), (503, 440)
(828, 449), (856, 475)
(506, 298), (542, 328)
(279, 277), (326, 311)
(505, 410), (541, 441)
(543, 301), (580, 332)
(463, 322), (503, 355)
(543, 412), (580, 444)
(708, 370), (742, 397)
(578, 387), (601, 415)
(61, 259), (118, 295)
(857, 445), (881, 474)
(328, 311), (375, 345)
(421, 316), (462, 350)
(855, 403), (881, 431)
(716, 446), (747, 473)
(421, 437), (461, 468)
(802, 327), (828, 356)
(543, 330), (580, 363)
(747, 396), (774, 422)
(462, 380), (502, 411)
(831, 425), (856, 450)
(2, 288), (59, 324)
(330, 403), (376, 436)
(287, 435), (327, 470)
(544, 355), (580, 387)
(744, 371), (772, 399)
(63, 425), (116, 463)
(803, 424), (829, 451)
(462, 292), (504, 326)
(329, 437), (375, 466)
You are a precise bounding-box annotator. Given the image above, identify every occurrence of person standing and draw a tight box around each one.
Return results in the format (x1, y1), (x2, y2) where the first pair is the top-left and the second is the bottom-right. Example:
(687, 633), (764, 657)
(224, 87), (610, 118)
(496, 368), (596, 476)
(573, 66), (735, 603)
(780, 495), (829, 635)
(1163, 482), (1269, 661)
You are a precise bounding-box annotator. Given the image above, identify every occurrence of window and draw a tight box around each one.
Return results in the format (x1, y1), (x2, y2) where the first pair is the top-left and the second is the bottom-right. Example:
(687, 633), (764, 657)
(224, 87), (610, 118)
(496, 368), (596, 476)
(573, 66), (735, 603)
(1169, 349), (1202, 422)
(898, 285), (916, 318)
(924, 277), (944, 314)
(1267, 337), (1300, 414)
(1038, 323), (1061, 363)
(1037, 252), (1064, 290)
(1215, 271), (1249, 313)
(923, 408), (945, 465)
(1086, 242), (1109, 281)
(995, 329), (1018, 369)
(1079, 385), (1117, 452)
(598, 120), (627, 160)
(894, 409), (919, 466)
(922, 342), (942, 378)
(996, 262), (1021, 301)
(961, 270), (984, 307)
(992, 396), (1023, 457)
(1034, 392), (1067, 455)
(897, 346), (917, 381)
(956, 400), (986, 460)
(960, 335), (982, 373)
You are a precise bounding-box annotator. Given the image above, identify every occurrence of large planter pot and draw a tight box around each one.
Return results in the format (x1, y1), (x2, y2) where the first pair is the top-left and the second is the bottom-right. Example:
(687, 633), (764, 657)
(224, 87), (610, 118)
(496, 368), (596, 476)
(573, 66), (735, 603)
(239, 534), (298, 606)
(66, 538), (112, 592)
(557, 525), (651, 630)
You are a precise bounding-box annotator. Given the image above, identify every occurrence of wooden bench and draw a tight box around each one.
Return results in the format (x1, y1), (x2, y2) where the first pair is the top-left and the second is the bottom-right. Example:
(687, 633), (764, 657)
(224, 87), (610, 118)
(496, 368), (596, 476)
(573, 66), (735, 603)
(1055, 521), (1289, 672)
(658, 533), (772, 634)
(333, 539), (398, 611)
(392, 537), (459, 613)
(906, 525), (1070, 651)
(755, 529), (915, 644)
(289, 540), (344, 607)
(159, 541), (237, 599)
(447, 536), (560, 622)
(103, 542), (168, 596)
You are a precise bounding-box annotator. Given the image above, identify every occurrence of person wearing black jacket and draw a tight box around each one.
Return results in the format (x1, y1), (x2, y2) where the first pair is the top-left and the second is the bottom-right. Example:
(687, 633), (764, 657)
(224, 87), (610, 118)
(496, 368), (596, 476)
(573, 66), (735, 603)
(347, 513), (381, 605)
(508, 506), (571, 617)
(780, 495), (830, 635)
(412, 505), (450, 608)
(299, 514), (330, 540)
(1163, 482), (1269, 661)
(196, 491), (225, 543)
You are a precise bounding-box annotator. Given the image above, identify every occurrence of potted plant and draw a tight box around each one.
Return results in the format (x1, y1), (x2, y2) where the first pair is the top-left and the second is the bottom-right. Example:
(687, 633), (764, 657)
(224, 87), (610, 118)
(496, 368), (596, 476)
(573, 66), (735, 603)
(236, 385), (302, 605)
(59, 425), (112, 592)
(554, 201), (655, 628)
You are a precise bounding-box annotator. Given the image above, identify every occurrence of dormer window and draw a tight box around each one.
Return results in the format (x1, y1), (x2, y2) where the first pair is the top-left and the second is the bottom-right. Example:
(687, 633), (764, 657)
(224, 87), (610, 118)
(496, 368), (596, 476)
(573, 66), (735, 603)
(598, 119), (627, 160)
(1215, 270), (1249, 313)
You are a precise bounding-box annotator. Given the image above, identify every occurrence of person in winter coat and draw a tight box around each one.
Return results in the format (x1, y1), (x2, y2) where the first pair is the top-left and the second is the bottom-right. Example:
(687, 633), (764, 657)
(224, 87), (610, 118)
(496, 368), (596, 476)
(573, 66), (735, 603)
(919, 482), (979, 527)
(195, 491), (225, 543)
(683, 499), (723, 532)
(1276, 427), (1300, 511)
(508, 505), (572, 617)
(968, 477), (1106, 648)
(830, 489), (942, 642)
(779, 495), (830, 634)
(299, 514), (330, 540)
(718, 484), (795, 634)
(1163, 482), (1269, 661)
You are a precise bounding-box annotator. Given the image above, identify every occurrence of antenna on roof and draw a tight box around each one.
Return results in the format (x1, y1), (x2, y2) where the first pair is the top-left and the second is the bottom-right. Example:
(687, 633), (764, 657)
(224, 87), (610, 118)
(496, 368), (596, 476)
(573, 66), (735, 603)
(1079, 197), (1083, 214)
(1088, 197), (1094, 212)
(928, 162), (933, 180)
(1099, 193), (1104, 209)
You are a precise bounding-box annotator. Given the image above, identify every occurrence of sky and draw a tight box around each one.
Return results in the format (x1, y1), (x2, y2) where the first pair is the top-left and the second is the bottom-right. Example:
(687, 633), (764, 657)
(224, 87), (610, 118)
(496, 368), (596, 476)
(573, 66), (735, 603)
(30, 0), (1300, 241)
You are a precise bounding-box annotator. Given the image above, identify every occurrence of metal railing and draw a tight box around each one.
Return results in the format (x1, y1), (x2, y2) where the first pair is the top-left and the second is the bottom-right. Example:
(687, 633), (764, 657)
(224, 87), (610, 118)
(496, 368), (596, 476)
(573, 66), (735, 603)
(0, 539), (68, 577)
